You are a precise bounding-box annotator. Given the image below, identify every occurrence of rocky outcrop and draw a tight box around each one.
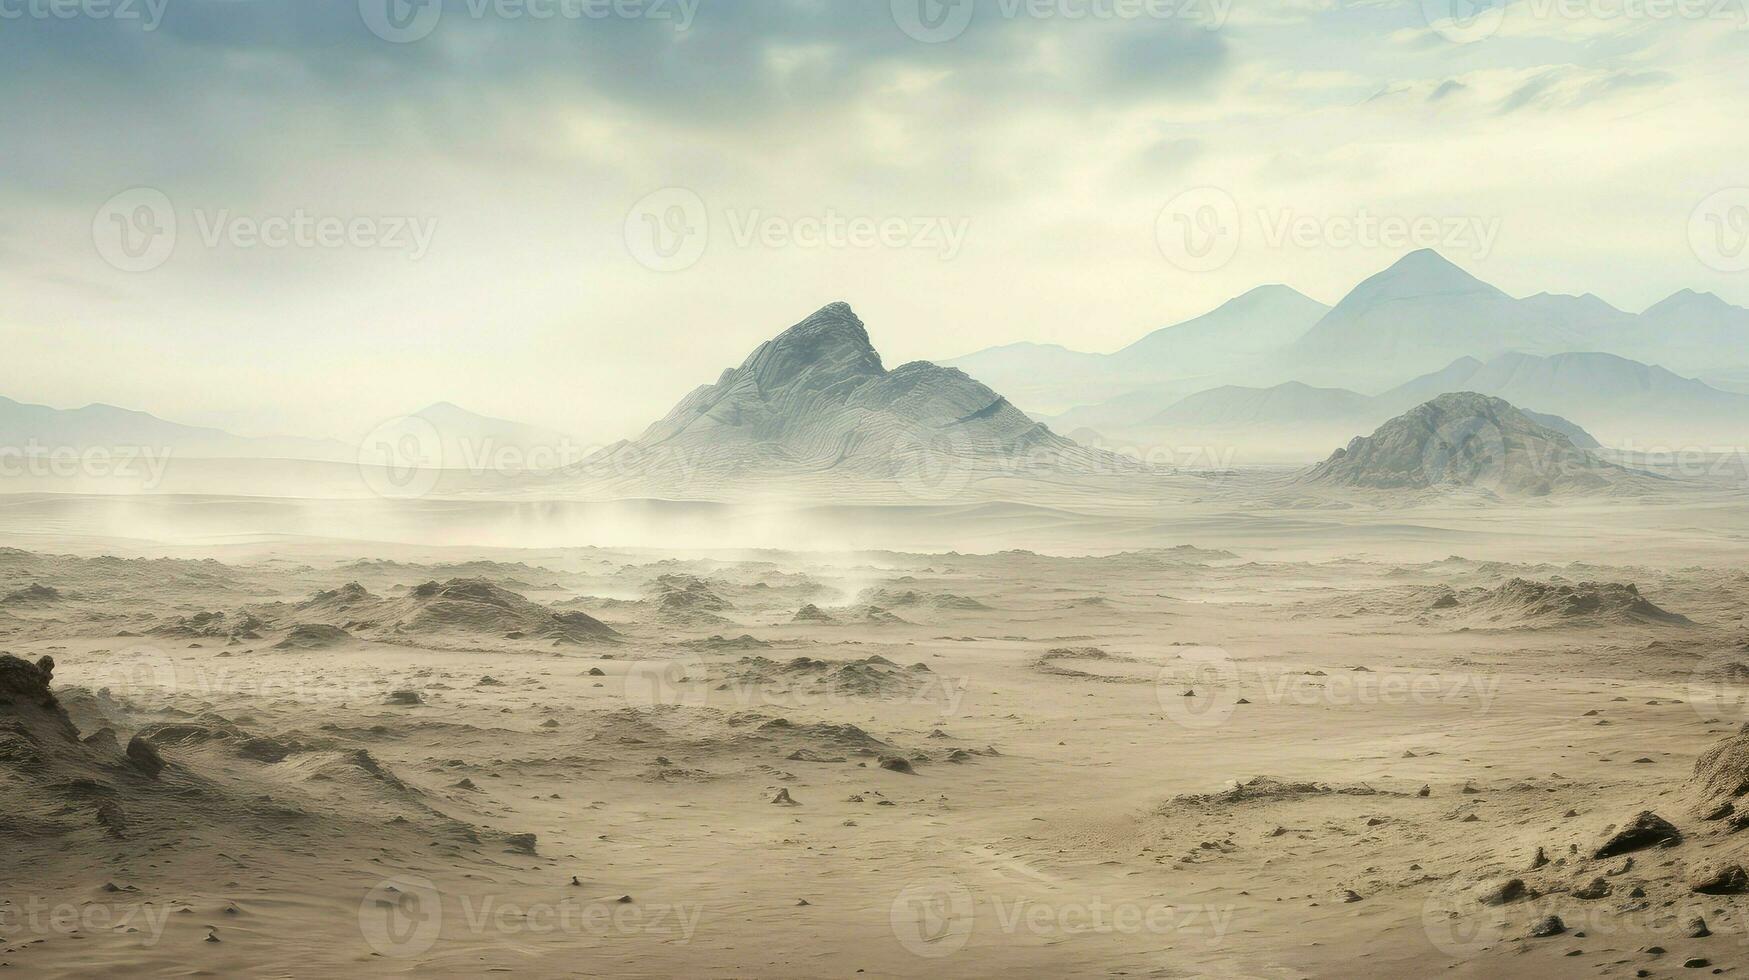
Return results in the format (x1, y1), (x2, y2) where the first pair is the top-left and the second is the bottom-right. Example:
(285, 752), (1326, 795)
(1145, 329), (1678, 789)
(566, 303), (1143, 498)
(1300, 392), (1649, 495)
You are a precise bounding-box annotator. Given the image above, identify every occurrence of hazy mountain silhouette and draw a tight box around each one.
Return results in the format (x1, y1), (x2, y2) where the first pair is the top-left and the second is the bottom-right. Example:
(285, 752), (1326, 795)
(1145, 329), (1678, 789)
(568, 302), (1138, 498)
(944, 286), (1330, 412)
(1378, 351), (1749, 447)
(0, 395), (350, 462)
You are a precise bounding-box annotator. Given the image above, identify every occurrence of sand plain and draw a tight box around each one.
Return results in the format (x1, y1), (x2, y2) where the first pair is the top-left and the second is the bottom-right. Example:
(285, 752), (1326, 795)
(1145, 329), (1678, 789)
(3, 479), (1749, 978)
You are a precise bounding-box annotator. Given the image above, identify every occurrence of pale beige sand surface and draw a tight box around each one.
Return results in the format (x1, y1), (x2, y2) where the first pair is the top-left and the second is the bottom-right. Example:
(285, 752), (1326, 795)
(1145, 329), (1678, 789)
(3, 488), (1748, 977)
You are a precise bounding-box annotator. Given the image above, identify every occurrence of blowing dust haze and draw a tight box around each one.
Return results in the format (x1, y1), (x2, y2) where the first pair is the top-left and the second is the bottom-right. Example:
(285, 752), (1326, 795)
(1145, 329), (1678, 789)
(5, 1), (1749, 977)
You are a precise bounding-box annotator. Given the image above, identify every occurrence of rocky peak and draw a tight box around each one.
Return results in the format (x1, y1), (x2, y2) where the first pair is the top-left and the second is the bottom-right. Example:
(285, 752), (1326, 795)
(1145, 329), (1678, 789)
(740, 302), (884, 393)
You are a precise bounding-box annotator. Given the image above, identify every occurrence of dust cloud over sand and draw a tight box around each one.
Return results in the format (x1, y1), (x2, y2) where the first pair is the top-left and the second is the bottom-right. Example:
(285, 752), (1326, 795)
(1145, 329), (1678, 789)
(5, 490), (1749, 978)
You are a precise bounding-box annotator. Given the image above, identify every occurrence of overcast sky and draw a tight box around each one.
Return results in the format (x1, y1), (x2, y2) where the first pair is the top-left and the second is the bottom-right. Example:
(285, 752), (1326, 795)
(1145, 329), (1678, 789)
(2, 0), (1746, 442)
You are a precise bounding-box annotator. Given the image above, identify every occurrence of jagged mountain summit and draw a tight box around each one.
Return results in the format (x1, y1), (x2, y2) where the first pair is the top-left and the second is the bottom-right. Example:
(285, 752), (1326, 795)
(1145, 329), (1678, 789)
(1299, 392), (1649, 496)
(568, 303), (1140, 499)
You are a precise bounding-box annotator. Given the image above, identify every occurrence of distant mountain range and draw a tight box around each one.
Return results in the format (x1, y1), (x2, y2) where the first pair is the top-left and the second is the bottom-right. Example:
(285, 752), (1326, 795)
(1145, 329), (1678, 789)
(1046, 349), (1749, 460)
(0, 395), (353, 462)
(564, 302), (1138, 499)
(949, 249), (1749, 447)
(1286, 250), (1749, 391)
(0, 397), (585, 471)
(7, 249), (1746, 497)
(1374, 351), (1749, 447)
(945, 285), (1330, 413)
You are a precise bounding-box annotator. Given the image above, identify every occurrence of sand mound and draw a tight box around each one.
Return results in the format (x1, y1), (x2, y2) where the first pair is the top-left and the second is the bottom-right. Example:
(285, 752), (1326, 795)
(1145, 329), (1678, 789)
(648, 575), (734, 626)
(274, 623), (355, 650)
(285, 578), (618, 647)
(756, 717), (891, 755)
(1454, 578), (1691, 626)
(681, 634), (772, 651)
(149, 610), (266, 640)
(295, 581), (378, 617)
(861, 588), (990, 611)
(1031, 647), (1152, 683)
(1691, 723), (1749, 808)
(845, 605), (910, 625)
(792, 604), (836, 623)
(134, 714), (305, 762)
(2, 582), (62, 604)
(1166, 776), (1391, 810)
(714, 654), (937, 699)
